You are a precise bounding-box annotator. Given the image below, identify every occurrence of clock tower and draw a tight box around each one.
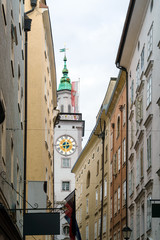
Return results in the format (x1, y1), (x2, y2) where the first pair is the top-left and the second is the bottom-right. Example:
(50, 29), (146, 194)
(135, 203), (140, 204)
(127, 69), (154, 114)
(54, 51), (85, 239)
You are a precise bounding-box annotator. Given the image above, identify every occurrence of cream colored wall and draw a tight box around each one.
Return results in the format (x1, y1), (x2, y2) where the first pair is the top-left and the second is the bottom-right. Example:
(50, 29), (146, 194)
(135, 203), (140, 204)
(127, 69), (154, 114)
(25, 2), (57, 240)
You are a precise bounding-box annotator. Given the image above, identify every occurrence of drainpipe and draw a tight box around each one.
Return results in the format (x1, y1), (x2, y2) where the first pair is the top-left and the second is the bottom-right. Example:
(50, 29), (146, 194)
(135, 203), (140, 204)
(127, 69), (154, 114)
(23, 1), (37, 239)
(98, 119), (106, 240)
(116, 64), (129, 229)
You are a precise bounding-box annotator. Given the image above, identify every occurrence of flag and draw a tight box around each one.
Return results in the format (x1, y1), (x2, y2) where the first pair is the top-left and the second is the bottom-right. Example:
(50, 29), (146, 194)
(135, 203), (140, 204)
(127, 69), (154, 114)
(60, 48), (66, 52)
(64, 190), (81, 240)
(71, 81), (79, 113)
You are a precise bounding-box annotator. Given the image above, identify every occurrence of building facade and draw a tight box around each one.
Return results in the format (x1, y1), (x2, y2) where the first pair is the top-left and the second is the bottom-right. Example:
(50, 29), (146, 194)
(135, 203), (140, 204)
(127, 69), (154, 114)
(72, 78), (116, 240)
(116, 0), (160, 239)
(25, 1), (58, 239)
(54, 53), (84, 240)
(108, 71), (126, 240)
(0, 0), (25, 239)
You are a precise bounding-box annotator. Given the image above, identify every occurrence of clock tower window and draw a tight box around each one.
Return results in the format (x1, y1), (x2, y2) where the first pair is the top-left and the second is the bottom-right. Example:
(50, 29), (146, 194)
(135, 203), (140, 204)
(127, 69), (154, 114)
(62, 181), (70, 191)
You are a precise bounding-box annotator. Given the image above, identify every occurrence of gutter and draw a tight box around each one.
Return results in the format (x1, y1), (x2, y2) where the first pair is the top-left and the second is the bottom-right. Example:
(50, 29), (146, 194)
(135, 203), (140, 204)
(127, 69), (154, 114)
(115, 0), (136, 65)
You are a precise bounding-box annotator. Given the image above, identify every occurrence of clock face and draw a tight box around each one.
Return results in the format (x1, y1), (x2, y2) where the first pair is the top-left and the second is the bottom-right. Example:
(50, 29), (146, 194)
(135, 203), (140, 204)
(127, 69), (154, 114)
(56, 135), (76, 156)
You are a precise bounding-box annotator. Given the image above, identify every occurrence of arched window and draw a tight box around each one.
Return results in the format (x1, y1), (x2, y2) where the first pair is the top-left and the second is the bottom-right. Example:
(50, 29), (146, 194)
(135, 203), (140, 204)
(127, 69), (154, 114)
(117, 116), (120, 138)
(86, 171), (90, 188)
(63, 225), (69, 235)
(61, 105), (64, 113)
(68, 104), (71, 113)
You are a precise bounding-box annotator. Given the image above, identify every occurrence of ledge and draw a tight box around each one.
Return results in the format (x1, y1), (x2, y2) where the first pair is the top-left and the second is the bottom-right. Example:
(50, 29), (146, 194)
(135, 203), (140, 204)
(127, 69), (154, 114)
(144, 59), (154, 77)
(145, 179), (153, 189)
(144, 114), (153, 128)
(134, 188), (145, 203)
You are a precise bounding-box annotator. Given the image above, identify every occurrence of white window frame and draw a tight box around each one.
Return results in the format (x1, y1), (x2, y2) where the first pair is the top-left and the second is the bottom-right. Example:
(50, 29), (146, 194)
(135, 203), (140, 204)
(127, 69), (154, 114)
(104, 179), (107, 197)
(147, 24), (153, 58)
(118, 187), (120, 211)
(147, 74), (152, 107)
(147, 194), (152, 230)
(147, 134), (152, 168)
(62, 181), (70, 191)
(118, 147), (121, 171)
(62, 158), (70, 168)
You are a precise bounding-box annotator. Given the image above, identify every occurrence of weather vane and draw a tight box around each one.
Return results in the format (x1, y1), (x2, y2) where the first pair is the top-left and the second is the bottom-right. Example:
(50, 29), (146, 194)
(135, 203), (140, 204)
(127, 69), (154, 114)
(59, 43), (69, 54)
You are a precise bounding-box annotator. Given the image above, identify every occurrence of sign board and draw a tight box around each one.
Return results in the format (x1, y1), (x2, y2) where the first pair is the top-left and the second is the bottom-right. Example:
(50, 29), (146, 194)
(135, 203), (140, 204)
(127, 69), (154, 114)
(152, 204), (160, 218)
(24, 212), (60, 235)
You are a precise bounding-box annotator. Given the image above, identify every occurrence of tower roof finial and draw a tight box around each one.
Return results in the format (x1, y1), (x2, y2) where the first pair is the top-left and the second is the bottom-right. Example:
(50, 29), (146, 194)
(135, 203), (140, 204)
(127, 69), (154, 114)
(58, 46), (71, 91)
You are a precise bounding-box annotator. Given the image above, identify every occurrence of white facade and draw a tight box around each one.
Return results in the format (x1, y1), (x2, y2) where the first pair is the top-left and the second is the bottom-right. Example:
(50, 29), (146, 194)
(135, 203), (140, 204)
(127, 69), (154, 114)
(54, 89), (84, 239)
(0, 0), (24, 238)
(116, 0), (160, 239)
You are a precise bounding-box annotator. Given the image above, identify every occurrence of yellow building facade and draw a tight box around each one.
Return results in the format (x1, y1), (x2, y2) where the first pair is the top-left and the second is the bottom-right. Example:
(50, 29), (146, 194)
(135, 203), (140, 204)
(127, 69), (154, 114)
(25, 1), (58, 239)
(72, 78), (116, 240)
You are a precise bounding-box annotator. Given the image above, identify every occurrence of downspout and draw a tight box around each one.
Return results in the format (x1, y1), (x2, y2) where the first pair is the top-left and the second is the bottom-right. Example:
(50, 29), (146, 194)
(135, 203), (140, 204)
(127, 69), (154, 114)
(100, 120), (106, 240)
(116, 64), (129, 229)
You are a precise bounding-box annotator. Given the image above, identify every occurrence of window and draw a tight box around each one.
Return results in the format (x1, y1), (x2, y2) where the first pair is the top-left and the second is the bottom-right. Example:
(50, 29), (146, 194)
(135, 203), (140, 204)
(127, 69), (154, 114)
(97, 160), (99, 175)
(103, 214), (106, 233)
(111, 132), (113, 150)
(136, 62), (140, 88)
(147, 194), (152, 230)
(118, 187), (120, 211)
(114, 233), (117, 240)
(147, 134), (152, 168)
(130, 120), (134, 147)
(16, 162), (20, 204)
(86, 198), (89, 214)
(1, 103), (6, 166)
(136, 154), (140, 185)
(2, 4), (7, 25)
(113, 152), (117, 175)
(117, 231), (120, 240)
(96, 190), (98, 207)
(136, 207), (140, 238)
(110, 198), (112, 219)
(86, 171), (90, 188)
(110, 163), (112, 183)
(147, 24), (153, 58)
(105, 145), (108, 162)
(117, 116), (120, 138)
(68, 104), (71, 113)
(147, 74), (152, 107)
(98, 218), (101, 236)
(61, 105), (64, 113)
(94, 222), (97, 240)
(104, 179), (107, 197)
(63, 225), (69, 235)
(62, 158), (70, 168)
(123, 105), (126, 125)
(136, 96), (143, 124)
(118, 147), (121, 171)
(114, 191), (117, 215)
(100, 185), (102, 202)
(62, 181), (70, 191)
(122, 138), (126, 163)
(86, 225), (89, 240)
(140, 147), (144, 178)
(122, 181), (126, 206)
(141, 46), (145, 71)
(141, 204), (145, 235)
(45, 119), (47, 143)
(129, 169), (134, 196)
(11, 138), (14, 186)
(130, 80), (134, 105)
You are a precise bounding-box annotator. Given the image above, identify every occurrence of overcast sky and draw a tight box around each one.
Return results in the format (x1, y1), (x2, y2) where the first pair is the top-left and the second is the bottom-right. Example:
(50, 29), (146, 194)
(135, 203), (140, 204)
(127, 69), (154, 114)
(47, 0), (130, 147)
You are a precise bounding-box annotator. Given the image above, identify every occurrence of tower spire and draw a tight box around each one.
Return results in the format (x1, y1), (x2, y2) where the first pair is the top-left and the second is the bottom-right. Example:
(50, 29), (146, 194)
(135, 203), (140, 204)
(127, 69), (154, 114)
(58, 47), (71, 91)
